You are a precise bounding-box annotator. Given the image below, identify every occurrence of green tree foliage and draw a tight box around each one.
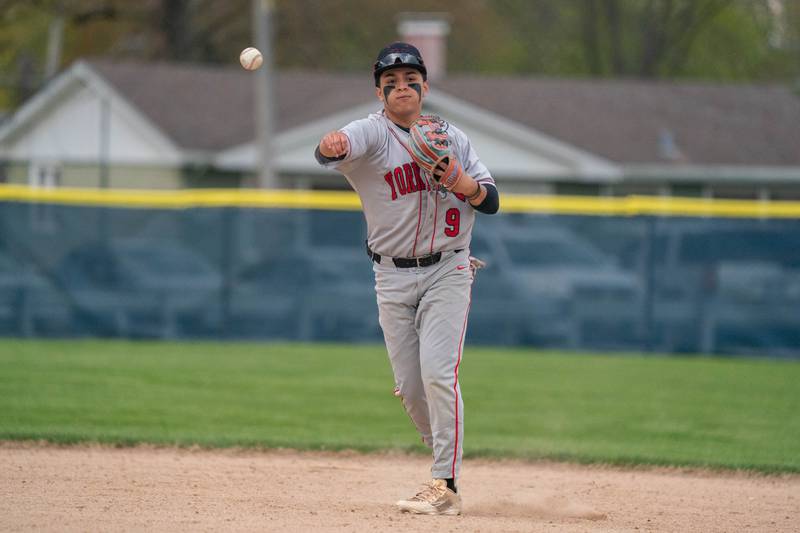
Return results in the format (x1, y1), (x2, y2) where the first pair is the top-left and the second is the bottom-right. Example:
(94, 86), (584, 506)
(0, 0), (133, 107)
(1, 0), (798, 110)
(573, 0), (800, 80)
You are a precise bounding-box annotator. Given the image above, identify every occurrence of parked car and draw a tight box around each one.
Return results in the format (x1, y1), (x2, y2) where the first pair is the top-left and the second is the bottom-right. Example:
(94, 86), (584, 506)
(467, 232), (566, 346)
(227, 246), (380, 342)
(56, 239), (223, 338)
(645, 221), (800, 354)
(470, 218), (642, 348)
(0, 250), (70, 336)
(226, 253), (310, 339)
(702, 261), (800, 356)
(302, 246), (380, 342)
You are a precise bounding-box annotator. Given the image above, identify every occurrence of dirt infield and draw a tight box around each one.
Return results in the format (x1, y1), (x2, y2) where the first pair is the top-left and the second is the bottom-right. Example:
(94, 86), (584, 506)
(1, 443), (798, 532)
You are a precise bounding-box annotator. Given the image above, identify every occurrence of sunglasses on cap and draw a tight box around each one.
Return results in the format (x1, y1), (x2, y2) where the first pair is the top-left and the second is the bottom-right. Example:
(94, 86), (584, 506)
(374, 52), (426, 71)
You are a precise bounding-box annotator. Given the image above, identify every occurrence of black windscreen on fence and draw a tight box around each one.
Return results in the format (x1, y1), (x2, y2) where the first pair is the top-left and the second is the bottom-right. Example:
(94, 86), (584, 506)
(1, 200), (799, 357)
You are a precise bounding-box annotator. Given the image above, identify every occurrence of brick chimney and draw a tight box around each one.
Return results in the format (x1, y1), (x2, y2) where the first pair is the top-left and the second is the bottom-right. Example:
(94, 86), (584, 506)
(397, 13), (451, 81)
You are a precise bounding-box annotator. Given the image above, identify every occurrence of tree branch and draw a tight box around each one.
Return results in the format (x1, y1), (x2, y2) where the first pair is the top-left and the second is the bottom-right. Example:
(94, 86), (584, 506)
(638, 0), (680, 77)
(602, 0), (626, 74)
(663, 0), (732, 76)
(582, 0), (605, 75)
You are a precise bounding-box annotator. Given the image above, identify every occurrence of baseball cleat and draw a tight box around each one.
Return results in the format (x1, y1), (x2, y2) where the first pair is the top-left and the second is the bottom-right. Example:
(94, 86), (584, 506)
(396, 479), (462, 515)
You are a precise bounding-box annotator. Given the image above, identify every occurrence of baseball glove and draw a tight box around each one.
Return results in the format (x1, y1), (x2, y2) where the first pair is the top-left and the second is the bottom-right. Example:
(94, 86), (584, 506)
(408, 115), (464, 191)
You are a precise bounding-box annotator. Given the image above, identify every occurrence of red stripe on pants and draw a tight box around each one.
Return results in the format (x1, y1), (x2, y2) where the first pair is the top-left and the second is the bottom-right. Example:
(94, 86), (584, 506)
(451, 292), (471, 479)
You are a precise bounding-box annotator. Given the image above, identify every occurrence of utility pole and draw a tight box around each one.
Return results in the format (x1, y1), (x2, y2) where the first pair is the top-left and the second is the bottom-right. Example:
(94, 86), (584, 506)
(45, 2), (65, 80)
(99, 96), (110, 188)
(252, 0), (277, 188)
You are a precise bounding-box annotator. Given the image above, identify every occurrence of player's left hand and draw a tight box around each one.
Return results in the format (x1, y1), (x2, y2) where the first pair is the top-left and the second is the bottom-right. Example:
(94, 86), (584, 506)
(431, 156), (464, 190)
(409, 115), (464, 191)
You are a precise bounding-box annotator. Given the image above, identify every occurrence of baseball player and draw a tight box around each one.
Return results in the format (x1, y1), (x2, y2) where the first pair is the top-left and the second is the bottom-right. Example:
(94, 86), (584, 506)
(315, 42), (499, 515)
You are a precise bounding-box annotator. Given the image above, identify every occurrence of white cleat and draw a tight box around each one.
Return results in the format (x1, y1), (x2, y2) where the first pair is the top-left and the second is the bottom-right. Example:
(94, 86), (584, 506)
(396, 479), (462, 515)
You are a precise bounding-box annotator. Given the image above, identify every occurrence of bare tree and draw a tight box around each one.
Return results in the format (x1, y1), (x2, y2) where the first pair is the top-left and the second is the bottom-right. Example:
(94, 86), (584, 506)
(159, 0), (190, 60)
(580, 0), (732, 78)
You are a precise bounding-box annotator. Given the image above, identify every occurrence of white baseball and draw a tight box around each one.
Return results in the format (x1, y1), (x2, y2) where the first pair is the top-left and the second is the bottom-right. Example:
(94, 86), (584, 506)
(239, 47), (263, 70)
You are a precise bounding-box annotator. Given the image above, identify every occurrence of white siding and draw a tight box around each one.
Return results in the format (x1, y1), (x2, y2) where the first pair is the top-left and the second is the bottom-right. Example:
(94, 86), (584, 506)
(459, 128), (574, 178)
(3, 83), (181, 166)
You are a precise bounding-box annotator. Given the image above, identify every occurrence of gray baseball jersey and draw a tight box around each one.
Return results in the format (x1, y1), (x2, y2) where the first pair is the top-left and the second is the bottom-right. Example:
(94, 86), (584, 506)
(317, 109), (495, 482)
(318, 110), (494, 258)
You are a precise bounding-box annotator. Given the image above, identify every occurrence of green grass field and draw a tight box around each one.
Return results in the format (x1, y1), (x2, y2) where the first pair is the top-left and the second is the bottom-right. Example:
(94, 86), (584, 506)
(0, 339), (798, 472)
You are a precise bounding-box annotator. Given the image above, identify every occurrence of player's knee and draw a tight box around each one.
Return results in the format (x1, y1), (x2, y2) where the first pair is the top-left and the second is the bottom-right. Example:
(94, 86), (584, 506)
(420, 367), (450, 390)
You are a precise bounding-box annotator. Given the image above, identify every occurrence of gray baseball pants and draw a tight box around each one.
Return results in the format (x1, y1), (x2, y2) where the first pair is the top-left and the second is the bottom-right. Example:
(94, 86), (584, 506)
(373, 248), (473, 480)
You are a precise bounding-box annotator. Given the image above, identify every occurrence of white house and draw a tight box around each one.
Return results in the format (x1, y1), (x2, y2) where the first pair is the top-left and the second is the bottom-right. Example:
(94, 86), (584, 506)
(1, 59), (799, 199)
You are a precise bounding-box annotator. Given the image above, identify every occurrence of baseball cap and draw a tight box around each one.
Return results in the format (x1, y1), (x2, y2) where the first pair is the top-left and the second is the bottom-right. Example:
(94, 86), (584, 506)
(373, 42), (427, 86)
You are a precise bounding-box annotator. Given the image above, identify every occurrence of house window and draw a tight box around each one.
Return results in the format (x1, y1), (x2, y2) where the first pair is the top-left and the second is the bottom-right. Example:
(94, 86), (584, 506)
(28, 161), (62, 188)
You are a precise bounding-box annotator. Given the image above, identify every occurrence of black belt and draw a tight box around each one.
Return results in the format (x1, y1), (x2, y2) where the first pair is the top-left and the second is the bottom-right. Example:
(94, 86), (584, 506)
(366, 242), (461, 268)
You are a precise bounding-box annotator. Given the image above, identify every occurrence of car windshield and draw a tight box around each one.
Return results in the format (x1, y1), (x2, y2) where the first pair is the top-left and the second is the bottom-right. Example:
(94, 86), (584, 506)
(0, 254), (20, 273)
(118, 246), (210, 277)
(503, 238), (607, 267)
(311, 257), (366, 282)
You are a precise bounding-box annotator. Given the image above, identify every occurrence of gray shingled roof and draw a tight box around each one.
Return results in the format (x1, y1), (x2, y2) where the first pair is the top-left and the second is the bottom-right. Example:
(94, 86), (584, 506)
(437, 76), (800, 166)
(90, 60), (371, 151)
(89, 60), (800, 166)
